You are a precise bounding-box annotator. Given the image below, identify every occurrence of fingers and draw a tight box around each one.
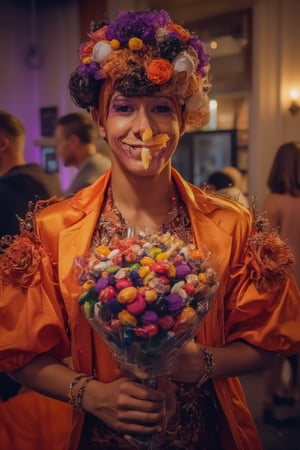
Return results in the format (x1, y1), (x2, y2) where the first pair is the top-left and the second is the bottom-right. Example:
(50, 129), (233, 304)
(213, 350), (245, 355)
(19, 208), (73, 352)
(95, 378), (166, 435)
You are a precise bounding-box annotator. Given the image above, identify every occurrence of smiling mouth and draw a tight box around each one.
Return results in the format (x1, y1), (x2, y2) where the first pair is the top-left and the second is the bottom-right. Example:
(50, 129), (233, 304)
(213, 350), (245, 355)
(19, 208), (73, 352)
(124, 127), (170, 170)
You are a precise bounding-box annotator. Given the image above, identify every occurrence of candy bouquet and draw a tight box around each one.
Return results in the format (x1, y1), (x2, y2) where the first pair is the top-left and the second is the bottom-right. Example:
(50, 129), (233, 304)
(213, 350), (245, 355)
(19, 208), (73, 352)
(76, 230), (218, 449)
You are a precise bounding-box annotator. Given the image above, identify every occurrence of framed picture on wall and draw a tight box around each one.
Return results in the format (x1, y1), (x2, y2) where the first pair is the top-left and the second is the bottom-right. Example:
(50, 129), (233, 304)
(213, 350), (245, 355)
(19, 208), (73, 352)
(172, 129), (237, 186)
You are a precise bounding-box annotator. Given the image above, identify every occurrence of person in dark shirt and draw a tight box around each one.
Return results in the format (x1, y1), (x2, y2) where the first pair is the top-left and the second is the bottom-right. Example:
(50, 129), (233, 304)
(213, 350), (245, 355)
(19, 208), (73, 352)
(0, 110), (63, 237)
(0, 110), (63, 400)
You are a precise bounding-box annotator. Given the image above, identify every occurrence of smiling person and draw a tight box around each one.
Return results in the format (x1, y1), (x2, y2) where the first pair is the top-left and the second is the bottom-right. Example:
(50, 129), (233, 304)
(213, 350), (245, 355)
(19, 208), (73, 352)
(0, 10), (300, 450)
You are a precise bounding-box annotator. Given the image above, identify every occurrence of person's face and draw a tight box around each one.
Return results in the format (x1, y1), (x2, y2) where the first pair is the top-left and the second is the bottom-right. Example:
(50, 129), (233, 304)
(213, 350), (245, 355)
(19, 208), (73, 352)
(98, 93), (183, 176)
(54, 125), (75, 167)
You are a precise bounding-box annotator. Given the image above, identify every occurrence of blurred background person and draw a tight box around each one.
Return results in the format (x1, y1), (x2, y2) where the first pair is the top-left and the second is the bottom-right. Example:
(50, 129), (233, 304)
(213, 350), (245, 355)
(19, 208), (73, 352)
(0, 110), (62, 237)
(54, 112), (111, 194)
(205, 167), (249, 207)
(262, 142), (300, 426)
(222, 165), (248, 197)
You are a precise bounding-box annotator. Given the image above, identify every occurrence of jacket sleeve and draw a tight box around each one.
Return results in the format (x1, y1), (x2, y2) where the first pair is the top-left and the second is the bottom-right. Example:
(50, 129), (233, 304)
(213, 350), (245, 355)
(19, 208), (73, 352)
(224, 213), (300, 357)
(0, 231), (70, 372)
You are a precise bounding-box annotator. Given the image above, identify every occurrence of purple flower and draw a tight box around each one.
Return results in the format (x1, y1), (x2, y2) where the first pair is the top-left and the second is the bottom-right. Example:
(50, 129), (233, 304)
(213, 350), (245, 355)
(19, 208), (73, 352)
(106, 10), (172, 46)
(76, 64), (88, 76)
(189, 36), (210, 76)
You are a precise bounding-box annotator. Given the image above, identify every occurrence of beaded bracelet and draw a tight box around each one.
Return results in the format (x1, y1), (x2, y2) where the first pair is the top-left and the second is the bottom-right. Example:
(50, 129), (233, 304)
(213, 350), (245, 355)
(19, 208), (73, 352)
(67, 373), (87, 407)
(197, 347), (216, 388)
(74, 376), (95, 414)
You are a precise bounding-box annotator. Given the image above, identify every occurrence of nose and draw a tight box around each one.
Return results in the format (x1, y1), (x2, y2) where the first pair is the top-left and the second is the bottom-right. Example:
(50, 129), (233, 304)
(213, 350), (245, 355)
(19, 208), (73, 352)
(132, 107), (154, 140)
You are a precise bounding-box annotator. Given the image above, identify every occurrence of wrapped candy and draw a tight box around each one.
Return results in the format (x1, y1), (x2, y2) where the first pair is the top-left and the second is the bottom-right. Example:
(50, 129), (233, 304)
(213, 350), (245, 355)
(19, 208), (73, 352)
(75, 230), (218, 448)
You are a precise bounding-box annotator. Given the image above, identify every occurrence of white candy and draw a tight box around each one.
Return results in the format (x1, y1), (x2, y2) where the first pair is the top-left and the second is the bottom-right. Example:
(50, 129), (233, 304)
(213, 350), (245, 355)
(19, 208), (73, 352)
(107, 248), (120, 259)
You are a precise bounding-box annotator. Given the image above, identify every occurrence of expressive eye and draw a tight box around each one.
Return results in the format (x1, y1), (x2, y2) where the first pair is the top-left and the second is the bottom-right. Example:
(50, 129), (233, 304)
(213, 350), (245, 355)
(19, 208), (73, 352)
(112, 103), (132, 113)
(152, 103), (172, 113)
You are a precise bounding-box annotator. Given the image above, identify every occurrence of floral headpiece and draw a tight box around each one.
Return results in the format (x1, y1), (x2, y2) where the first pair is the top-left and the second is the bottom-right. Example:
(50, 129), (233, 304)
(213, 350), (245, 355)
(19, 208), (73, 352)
(69, 10), (211, 129)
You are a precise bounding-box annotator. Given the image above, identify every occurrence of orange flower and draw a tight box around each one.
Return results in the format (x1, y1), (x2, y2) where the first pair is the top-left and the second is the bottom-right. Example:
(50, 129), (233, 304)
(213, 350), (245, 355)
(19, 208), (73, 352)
(0, 231), (43, 288)
(245, 230), (295, 293)
(89, 25), (107, 42)
(166, 24), (190, 43)
(146, 59), (172, 85)
(80, 42), (94, 60)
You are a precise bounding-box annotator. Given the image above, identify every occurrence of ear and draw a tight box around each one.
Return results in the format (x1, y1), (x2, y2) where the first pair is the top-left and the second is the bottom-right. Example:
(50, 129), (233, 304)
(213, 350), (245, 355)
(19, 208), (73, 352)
(91, 107), (106, 139)
(0, 135), (10, 153)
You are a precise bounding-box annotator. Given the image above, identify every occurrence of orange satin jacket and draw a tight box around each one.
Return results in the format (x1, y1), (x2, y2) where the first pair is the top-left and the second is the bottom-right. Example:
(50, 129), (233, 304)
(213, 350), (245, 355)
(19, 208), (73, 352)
(1, 168), (300, 450)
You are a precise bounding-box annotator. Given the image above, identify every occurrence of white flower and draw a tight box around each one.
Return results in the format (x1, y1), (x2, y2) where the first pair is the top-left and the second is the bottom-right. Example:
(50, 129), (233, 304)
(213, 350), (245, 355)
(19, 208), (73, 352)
(172, 52), (195, 76)
(92, 41), (112, 63)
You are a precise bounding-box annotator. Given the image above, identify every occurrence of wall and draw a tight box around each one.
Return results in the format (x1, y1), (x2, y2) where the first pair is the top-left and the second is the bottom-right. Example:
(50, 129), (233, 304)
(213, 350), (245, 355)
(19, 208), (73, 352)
(0, 0), (80, 190)
(250, 0), (300, 208)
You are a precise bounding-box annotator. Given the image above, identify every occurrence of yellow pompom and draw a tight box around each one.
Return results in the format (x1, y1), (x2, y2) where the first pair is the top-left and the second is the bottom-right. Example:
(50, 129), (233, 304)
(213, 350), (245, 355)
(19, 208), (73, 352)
(128, 37), (143, 51)
(110, 39), (120, 50)
(82, 56), (92, 64)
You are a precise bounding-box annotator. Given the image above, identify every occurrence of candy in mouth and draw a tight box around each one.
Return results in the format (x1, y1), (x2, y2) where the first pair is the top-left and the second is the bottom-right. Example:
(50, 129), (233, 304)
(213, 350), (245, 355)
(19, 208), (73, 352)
(141, 127), (170, 169)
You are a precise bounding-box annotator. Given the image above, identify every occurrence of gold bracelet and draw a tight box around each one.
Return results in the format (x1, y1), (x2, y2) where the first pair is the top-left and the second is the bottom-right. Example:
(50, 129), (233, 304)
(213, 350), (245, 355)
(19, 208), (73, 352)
(67, 373), (87, 407)
(73, 376), (95, 414)
(197, 347), (216, 388)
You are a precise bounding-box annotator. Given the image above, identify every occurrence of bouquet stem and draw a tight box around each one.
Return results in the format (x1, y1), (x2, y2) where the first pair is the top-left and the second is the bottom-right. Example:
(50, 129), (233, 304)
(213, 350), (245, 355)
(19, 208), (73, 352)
(132, 377), (159, 450)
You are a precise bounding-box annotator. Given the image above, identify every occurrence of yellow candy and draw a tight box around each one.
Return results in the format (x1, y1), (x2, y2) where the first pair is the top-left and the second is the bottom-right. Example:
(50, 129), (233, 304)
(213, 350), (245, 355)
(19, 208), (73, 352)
(117, 286), (137, 304)
(138, 265), (151, 278)
(148, 247), (163, 257)
(198, 273), (207, 283)
(178, 306), (196, 322)
(143, 271), (155, 286)
(168, 263), (177, 277)
(95, 245), (110, 257)
(144, 288), (158, 302)
(118, 310), (137, 326)
(190, 249), (203, 259)
(82, 279), (95, 291)
(156, 252), (168, 261)
(140, 256), (155, 266)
